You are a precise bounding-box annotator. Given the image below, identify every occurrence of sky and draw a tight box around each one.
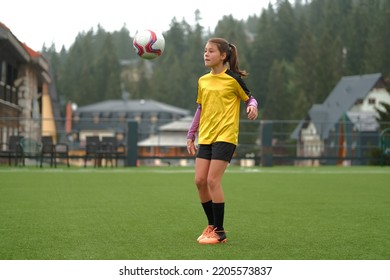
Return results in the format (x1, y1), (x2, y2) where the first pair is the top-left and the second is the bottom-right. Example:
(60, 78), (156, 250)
(1, 0), (276, 51)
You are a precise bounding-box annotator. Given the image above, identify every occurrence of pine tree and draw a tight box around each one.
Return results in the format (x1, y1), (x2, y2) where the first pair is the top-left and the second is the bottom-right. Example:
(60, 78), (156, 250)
(266, 59), (294, 120)
(249, 5), (277, 112)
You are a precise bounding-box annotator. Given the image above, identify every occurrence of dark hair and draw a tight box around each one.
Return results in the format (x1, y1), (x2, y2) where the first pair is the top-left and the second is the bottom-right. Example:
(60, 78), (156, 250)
(207, 38), (248, 77)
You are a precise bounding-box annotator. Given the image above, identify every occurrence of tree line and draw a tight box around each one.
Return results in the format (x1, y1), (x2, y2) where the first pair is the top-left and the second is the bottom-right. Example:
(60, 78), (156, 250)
(42, 0), (390, 121)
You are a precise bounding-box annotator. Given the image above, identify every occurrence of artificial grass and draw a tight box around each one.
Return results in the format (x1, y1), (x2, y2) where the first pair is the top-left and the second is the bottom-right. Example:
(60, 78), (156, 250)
(0, 166), (389, 260)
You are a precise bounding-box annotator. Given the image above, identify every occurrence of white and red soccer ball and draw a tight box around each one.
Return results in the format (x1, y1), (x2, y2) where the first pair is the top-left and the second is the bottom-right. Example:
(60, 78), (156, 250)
(133, 29), (165, 60)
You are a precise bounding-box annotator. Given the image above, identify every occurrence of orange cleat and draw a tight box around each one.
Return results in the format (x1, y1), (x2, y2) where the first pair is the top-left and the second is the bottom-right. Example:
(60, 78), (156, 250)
(198, 228), (227, 244)
(197, 225), (214, 242)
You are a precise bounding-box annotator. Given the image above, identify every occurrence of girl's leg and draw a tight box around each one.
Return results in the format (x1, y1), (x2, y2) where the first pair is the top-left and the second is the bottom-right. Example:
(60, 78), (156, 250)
(207, 160), (229, 230)
(194, 158), (215, 241)
(194, 158), (211, 202)
(198, 159), (229, 244)
(207, 159), (229, 203)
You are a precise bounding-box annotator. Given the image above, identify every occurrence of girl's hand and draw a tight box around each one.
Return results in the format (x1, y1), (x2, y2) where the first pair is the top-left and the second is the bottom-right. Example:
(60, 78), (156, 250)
(187, 139), (197, 155)
(247, 105), (258, 120)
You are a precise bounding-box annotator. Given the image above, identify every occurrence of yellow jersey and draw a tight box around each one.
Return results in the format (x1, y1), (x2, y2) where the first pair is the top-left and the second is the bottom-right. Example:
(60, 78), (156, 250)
(197, 69), (251, 145)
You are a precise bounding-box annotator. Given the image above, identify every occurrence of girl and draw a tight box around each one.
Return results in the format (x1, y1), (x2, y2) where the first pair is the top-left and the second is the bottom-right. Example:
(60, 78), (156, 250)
(187, 38), (258, 244)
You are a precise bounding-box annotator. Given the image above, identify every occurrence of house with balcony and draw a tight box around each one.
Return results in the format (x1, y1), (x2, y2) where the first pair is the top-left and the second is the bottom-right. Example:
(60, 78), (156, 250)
(291, 73), (390, 166)
(0, 22), (59, 151)
(70, 98), (190, 160)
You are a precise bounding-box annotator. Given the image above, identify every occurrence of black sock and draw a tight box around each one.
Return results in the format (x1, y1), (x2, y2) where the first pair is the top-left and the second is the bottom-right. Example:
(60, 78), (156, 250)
(201, 200), (214, 225)
(212, 202), (225, 232)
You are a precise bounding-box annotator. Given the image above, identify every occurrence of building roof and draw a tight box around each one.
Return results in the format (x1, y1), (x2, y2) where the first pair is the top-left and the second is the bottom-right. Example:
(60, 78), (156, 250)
(0, 21), (30, 62)
(291, 73), (383, 139)
(75, 99), (190, 116)
(0, 22), (51, 83)
(158, 116), (193, 131)
(138, 134), (187, 147)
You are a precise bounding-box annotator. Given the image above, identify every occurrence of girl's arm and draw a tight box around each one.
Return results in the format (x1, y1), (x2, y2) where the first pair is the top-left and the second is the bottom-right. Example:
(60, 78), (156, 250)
(246, 96), (258, 120)
(187, 104), (201, 141)
(186, 104), (201, 155)
(246, 96), (258, 108)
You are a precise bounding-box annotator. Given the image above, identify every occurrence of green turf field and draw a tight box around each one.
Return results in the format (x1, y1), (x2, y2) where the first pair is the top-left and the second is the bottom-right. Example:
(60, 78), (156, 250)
(0, 166), (389, 260)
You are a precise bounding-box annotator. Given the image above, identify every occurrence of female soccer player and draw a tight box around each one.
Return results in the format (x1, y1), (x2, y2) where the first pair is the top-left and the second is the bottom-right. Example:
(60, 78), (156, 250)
(187, 38), (258, 244)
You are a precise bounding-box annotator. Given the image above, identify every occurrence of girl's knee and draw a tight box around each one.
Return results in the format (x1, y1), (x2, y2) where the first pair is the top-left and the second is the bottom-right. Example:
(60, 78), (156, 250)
(195, 176), (207, 189)
(207, 177), (221, 190)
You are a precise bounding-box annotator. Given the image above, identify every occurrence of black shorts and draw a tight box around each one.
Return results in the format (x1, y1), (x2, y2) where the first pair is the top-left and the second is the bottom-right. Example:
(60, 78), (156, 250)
(196, 142), (236, 162)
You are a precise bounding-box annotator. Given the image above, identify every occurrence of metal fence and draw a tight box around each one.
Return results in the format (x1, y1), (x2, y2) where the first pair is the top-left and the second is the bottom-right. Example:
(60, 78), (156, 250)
(0, 116), (389, 167)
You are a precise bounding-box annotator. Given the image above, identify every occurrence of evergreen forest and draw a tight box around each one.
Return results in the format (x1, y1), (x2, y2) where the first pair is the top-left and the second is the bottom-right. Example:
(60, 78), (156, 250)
(42, 0), (390, 120)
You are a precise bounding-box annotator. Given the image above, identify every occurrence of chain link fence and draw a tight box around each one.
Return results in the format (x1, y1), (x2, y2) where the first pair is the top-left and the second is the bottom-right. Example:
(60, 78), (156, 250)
(1, 117), (389, 167)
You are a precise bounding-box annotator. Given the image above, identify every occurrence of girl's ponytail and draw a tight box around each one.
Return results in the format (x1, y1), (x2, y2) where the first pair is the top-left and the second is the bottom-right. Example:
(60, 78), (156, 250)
(207, 38), (248, 77)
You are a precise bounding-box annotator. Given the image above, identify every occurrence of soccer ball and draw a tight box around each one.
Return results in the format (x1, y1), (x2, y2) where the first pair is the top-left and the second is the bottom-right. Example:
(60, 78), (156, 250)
(133, 29), (165, 60)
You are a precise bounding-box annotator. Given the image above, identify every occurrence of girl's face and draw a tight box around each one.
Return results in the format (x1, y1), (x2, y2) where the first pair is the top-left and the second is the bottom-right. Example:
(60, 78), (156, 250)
(204, 42), (226, 68)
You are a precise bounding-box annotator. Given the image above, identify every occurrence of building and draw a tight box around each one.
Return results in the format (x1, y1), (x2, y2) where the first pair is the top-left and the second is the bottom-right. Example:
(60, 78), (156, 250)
(0, 22), (58, 146)
(291, 73), (390, 166)
(71, 98), (190, 148)
(138, 116), (193, 166)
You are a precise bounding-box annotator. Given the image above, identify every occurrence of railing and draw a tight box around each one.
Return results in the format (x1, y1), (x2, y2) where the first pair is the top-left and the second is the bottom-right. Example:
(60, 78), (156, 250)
(0, 116), (389, 166)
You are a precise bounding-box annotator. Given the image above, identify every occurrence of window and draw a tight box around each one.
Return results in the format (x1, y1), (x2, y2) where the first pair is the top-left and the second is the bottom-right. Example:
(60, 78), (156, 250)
(93, 114), (99, 124)
(368, 98), (375, 105)
(1, 61), (6, 83)
(101, 112), (110, 123)
(354, 99), (363, 105)
(118, 114), (126, 123)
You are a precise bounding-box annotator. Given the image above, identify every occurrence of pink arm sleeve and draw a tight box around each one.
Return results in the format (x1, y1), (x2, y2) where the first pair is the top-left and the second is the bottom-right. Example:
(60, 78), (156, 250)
(246, 96), (258, 108)
(187, 104), (201, 141)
